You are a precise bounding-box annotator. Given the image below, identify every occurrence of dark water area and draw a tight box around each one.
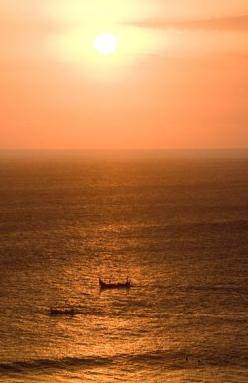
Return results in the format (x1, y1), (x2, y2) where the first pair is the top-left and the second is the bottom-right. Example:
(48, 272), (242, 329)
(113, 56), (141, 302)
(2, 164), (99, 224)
(0, 150), (248, 382)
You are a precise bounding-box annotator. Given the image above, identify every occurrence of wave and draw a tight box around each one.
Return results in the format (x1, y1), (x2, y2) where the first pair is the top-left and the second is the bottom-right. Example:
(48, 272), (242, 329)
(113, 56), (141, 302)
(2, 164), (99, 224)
(1, 350), (247, 376)
(0, 355), (113, 375)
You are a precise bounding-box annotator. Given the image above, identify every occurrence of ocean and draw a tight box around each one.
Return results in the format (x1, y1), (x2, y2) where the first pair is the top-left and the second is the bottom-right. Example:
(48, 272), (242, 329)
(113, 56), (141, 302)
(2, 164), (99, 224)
(0, 150), (247, 382)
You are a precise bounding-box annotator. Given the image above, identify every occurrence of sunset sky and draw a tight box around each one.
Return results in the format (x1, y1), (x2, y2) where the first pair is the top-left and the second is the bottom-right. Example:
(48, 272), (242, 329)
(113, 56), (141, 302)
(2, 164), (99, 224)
(1, 0), (247, 149)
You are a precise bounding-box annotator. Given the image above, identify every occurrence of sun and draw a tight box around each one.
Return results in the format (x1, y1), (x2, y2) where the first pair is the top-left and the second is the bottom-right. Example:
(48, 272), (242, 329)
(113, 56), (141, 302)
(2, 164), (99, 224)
(94, 33), (118, 55)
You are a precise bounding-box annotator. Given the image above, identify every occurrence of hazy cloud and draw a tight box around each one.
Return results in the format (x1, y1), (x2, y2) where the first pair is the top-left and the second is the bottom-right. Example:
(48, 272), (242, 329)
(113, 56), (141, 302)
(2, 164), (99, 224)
(130, 15), (248, 31)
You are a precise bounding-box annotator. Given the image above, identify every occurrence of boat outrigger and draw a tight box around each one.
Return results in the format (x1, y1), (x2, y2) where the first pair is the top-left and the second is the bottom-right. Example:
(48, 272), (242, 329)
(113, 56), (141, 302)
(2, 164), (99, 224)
(99, 277), (131, 289)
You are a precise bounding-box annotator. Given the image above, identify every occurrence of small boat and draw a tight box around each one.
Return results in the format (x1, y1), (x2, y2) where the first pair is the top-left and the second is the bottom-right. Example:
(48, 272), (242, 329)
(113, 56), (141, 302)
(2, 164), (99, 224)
(49, 308), (76, 316)
(99, 277), (131, 290)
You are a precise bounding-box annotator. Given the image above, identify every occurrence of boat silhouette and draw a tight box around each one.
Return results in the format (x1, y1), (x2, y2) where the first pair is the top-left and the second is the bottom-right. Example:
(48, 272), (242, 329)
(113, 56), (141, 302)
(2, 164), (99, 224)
(49, 308), (76, 316)
(99, 277), (131, 289)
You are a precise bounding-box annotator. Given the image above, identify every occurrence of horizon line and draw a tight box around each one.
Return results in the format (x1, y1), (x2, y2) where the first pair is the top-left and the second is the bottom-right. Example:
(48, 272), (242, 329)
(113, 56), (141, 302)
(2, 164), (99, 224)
(1, 148), (248, 152)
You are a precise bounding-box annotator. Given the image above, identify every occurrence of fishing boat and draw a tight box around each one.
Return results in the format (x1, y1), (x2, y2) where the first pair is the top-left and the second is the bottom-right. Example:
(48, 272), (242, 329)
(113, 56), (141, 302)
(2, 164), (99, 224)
(49, 308), (76, 316)
(99, 277), (131, 289)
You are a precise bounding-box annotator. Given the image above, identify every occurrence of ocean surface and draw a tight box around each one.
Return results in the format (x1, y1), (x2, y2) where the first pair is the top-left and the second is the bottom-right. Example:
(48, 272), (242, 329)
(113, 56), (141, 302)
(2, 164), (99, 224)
(0, 150), (248, 383)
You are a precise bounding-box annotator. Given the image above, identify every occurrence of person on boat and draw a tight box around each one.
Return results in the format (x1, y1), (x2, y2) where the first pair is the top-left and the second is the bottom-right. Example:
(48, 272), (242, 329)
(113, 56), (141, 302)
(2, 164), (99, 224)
(126, 277), (131, 286)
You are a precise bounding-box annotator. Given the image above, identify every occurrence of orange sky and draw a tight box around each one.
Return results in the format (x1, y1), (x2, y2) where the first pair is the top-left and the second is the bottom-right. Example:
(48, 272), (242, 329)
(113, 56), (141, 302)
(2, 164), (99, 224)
(1, 0), (248, 149)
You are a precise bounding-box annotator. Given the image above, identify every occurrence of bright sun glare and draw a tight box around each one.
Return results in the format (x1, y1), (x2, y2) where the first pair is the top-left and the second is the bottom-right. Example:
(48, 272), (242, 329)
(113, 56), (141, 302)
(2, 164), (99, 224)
(94, 33), (118, 55)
